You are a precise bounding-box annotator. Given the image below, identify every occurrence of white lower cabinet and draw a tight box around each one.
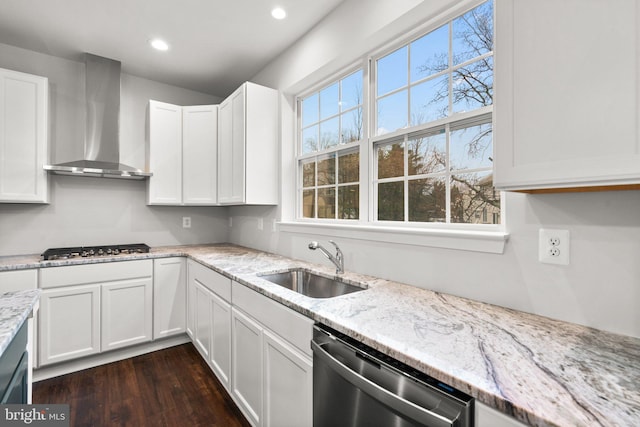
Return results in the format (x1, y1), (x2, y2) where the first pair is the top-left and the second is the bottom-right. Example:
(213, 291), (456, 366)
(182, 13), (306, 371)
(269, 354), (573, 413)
(476, 401), (527, 427)
(38, 260), (153, 367)
(263, 330), (312, 427)
(101, 278), (152, 351)
(187, 260), (232, 390)
(39, 284), (101, 365)
(231, 282), (314, 427)
(231, 308), (264, 426)
(210, 292), (232, 389)
(153, 258), (186, 339)
(194, 281), (212, 360)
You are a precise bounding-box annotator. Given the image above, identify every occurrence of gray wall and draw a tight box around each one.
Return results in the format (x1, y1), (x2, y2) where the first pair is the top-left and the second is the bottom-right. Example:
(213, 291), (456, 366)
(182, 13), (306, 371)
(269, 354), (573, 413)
(228, 0), (640, 339)
(0, 43), (229, 255)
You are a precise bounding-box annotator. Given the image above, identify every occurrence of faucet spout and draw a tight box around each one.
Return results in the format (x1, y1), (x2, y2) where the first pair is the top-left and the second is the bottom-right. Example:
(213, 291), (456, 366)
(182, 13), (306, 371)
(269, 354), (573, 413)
(308, 240), (344, 274)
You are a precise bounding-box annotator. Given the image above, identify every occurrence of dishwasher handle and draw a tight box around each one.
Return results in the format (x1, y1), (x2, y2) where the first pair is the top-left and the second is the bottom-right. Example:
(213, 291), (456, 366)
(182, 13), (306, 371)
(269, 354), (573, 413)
(311, 339), (457, 427)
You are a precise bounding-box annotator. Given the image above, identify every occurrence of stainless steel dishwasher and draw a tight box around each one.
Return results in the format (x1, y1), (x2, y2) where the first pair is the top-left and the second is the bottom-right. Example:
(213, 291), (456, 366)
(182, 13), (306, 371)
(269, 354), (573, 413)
(312, 324), (474, 427)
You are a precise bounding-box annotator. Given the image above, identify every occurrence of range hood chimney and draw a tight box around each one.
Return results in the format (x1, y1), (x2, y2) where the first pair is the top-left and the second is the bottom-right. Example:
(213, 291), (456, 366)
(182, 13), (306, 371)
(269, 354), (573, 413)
(44, 53), (152, 179)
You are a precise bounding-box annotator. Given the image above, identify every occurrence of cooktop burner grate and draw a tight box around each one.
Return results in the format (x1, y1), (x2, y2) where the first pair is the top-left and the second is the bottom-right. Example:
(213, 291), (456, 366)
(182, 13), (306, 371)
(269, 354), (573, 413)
(41, 243), (150, 260)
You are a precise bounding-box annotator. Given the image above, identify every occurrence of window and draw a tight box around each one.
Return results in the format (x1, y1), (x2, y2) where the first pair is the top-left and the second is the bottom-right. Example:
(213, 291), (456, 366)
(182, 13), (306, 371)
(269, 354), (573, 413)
(298, 70), (363, 220)
(296, 1), (498, 228)
(374, 0), (497, 225)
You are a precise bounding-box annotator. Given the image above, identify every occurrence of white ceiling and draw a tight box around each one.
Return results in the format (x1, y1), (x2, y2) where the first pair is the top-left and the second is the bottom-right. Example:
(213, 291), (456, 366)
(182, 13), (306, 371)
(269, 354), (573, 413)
(0, 0), (344, 97)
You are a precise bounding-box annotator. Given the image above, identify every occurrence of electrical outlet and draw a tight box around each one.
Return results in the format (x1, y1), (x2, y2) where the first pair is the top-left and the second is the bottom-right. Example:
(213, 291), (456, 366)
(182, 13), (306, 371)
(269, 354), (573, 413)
(229, 217), (233, 228)
(271, 219), (277, 233)
(257, 218), (264, 231)
(539, 229), (570, 265)
(182, 217), (191, 228)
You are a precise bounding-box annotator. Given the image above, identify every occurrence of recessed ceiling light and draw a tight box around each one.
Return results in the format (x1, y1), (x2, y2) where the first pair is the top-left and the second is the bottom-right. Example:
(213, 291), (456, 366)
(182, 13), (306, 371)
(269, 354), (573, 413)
(150, 38), (169, 51)
(271, 7), (287, 20)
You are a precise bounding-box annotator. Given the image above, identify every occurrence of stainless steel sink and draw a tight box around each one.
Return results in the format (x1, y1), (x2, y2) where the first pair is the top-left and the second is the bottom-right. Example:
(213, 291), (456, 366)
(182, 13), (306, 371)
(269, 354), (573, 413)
(259, 269), (366, 298)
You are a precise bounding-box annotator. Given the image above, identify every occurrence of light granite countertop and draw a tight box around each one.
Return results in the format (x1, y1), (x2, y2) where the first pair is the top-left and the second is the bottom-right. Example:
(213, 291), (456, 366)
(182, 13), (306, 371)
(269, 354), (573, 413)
(1, 244), (639, 427)
(0, 289), (40, 356)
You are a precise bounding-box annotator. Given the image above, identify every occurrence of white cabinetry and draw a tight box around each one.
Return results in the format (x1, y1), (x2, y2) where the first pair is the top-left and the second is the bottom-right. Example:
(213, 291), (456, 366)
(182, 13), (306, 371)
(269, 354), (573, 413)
(39, 284), (101, 365)
(231, 307), (263, 426)
(231, 282), (313, 427)
(187, 260), (232, 390)
(101, 277), (152, 351)
(0, 68), (48, 203)
(476, 401), (527, 427)
(147, 101), (218, 205)
(153, 258), (186, 339)
(38, 260), (152, 366)
(217, 82), (278, 205)
(494, 0), (640, 192)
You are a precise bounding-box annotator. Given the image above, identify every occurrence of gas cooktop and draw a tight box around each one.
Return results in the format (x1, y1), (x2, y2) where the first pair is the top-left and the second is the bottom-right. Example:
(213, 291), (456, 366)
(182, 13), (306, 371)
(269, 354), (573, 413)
(41, 243), (150, 261)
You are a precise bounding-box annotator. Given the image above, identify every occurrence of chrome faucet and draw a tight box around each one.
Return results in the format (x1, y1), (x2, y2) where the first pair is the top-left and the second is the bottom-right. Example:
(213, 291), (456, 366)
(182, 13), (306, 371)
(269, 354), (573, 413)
(308, 240), (344, 275)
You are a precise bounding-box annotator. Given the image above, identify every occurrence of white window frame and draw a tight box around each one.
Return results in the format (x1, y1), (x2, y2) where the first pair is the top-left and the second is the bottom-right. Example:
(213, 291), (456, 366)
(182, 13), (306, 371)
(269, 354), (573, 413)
(283, 0), (507, 254)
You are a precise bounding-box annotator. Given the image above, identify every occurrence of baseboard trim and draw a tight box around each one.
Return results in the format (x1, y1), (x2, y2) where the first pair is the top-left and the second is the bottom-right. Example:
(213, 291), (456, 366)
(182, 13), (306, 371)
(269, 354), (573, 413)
(34, 334), (191, 382)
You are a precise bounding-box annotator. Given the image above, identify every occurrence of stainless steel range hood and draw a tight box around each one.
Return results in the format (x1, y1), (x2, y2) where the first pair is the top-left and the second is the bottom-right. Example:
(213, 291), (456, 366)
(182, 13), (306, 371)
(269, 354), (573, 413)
(44, 54), (152, 179)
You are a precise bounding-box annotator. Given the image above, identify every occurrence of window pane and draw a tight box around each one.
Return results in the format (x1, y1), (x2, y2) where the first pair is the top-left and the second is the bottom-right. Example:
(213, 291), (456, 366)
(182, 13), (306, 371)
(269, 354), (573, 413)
(377, 142), (404, 179)
(302, 160), (315, 187)
(411, 25), (449, 82)
(317, 155), (336, 185)
(377, 46), (408, 96)
(450, 122), (492, 170)
(302, 94), (319, 127)
(410, 75), (449, 125)
(319, 117), (339, 150)
(450, 171), (499, 224)
(338, 185), (359, 219)
(452, 1), (493, 66)
(302, 189), (315, 218)
(302, 125), (318, 154)
(452, 57), (493, 114)
(338, 151), (359, 184)
(408, 177), (446, 222)
(341, 108), (362, 143)
(408, 131), (446, 175)
(320, 83), (339, 119)
(377, 90), (408, 135)
(318, 188), (336, 219)
(378, 181), (404, 221)
(341, 71), (363, 111)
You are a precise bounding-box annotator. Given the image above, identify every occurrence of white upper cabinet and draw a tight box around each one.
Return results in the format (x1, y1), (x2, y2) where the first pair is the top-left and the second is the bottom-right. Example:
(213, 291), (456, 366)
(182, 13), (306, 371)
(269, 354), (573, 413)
(494, 0), (640, 191)
(148, 100), (182, 204)
(0, 68), (48, 203)
(183, 105), (218, 204)
(147, 101), (218, 205)
(218, 82), (278, 205)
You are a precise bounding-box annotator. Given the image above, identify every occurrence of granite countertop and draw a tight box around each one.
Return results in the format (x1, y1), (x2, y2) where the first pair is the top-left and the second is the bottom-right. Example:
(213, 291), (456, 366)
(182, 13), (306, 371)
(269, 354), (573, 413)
(0, 289), (40, 356)
(1, 244), (639, 427)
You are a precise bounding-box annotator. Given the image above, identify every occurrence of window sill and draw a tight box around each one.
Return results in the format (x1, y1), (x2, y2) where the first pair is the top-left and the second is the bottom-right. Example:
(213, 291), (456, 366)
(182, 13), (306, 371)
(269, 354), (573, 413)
(278, 221), (508, 254)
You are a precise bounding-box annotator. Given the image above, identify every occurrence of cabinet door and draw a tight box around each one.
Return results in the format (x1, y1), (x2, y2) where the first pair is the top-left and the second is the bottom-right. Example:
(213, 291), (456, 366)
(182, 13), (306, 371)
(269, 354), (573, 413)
(232, 307), (263, 427)
(263, 330), (312, 427)
(183, 105), (218, 205)
(39, 284), (101, 366)
(494, 0), (640, 191)
(101, 278), (153, 351)
(194, 281), (212, 360)
(148, 100), (182, 204)
(218, 86), (246, 204)
(186, 263), (197, 339)
(0, 68), (48, 203)
(153, 258), (186, 339)
(210, 291), (231, 391)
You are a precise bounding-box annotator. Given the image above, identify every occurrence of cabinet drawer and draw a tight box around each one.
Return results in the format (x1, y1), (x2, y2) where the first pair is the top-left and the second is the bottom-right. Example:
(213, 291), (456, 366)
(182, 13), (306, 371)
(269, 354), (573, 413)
(40, 260), (152, 289)
(188, 260), (231, 302)
(232, 282), (313, 356)
(0, 269), (37, 293)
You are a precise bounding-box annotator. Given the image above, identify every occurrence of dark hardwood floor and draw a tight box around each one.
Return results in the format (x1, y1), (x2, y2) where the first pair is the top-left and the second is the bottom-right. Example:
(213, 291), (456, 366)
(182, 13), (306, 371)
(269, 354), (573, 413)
(33, 343), (251, 427)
